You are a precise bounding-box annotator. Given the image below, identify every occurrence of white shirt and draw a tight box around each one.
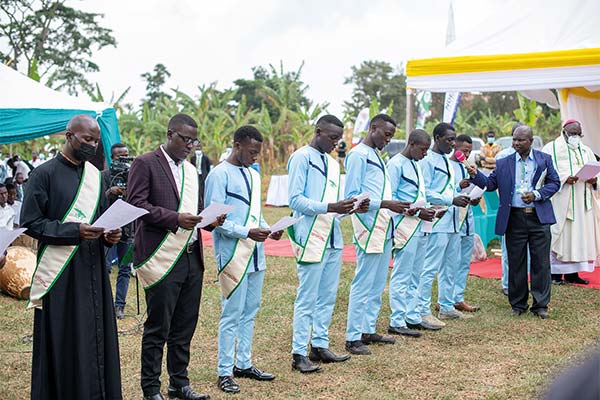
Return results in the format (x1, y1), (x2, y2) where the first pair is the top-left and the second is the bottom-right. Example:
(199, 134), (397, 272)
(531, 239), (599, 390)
(11, 201), (21, 226)
(0, 204), (15, 230)
(160, 146), (197, 242)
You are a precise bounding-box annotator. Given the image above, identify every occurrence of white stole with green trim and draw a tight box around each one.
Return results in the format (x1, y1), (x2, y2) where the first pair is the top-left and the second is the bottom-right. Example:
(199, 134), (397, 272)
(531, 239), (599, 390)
(218, 167), (261, 298)
(135, 161), (198, 289)
(289, 153), (339, 264)
(394, 160), (426, 250)
(28, 162), (102, 309)
(433, 155), (456, 228)
(351, 159), (392, 254)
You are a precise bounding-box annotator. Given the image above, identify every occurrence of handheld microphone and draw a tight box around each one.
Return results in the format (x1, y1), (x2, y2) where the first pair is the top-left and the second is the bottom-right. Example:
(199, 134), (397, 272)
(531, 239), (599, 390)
(454, 150), (471, 168)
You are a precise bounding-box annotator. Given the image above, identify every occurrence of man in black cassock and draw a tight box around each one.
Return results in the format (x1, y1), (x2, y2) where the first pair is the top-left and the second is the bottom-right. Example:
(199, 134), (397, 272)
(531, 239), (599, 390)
(21, 114), (123, 400)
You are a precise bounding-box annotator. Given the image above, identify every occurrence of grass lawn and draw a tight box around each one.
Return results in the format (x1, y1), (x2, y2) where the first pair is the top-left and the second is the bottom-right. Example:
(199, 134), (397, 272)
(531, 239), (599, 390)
(1, 206), (599, 399)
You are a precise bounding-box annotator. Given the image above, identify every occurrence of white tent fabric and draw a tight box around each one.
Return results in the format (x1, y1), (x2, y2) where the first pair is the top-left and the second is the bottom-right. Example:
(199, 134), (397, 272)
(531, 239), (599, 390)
(0, 63), (120, 161)
(0, 63), (110, 111)
(405, 0), (600, 153)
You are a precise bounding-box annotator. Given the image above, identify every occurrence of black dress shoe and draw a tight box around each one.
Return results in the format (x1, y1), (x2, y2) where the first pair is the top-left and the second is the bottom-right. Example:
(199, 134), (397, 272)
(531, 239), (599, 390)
(345, 340), (371, 355)
(406, 322), (442, 331)
(510, 309), (525, 317)
(144, 394), (165, 400)
(388, 326), (422, 338)
(233, 365), (275, 381)
(308, 346), (351, 363)
(168, 385), (211, 399)
(564, 274), (589, 285)
(361, 333), (396, 345)
(217, 376), (240, 394)
(531, 309), (550, 319)
(292, 354), (322, 373)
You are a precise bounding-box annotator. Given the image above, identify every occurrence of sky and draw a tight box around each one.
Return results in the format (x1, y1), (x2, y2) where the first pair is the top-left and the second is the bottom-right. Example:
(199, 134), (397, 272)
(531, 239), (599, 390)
(77, 0), (503, 116)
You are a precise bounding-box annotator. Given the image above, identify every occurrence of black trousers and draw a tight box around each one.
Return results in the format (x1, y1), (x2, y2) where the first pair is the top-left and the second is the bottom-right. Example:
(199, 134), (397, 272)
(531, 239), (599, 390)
(141, 242), (204, 396)
(505, 208), (551, 312)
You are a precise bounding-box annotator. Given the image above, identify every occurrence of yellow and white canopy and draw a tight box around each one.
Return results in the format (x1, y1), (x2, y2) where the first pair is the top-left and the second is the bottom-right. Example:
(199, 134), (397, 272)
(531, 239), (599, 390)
(405, 0), (600, 152)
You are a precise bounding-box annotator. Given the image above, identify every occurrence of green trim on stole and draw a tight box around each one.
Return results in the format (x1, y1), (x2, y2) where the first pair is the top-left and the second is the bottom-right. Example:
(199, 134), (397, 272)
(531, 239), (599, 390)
(351, 152), (392, 254)
(218, 167), (261, 299)
(134, 162), (197, 289)
(28, 162), (102, 309)
(288, 153), (340, 264)
(393, 159), (426, 251)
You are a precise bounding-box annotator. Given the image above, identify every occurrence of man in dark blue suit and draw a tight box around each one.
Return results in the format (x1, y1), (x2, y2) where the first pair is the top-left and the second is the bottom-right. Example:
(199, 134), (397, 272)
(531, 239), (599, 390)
(467, 126), (560, 318)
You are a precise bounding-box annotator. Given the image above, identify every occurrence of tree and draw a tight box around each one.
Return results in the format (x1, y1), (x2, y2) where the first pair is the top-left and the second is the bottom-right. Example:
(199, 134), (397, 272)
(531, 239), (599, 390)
(0, 0), (116, 94)
(232, 62), (312, 121)
(140, 63), (171, 108)
(343, 60), (406, 125)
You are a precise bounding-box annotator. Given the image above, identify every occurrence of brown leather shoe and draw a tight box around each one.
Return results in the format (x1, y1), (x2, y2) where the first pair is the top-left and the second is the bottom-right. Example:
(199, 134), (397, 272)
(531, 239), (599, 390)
(434, 304), (440, 312)
(454, 301), (480, 312)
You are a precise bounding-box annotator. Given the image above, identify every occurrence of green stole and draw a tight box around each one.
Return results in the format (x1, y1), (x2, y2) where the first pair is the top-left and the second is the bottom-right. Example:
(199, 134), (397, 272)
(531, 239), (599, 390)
(289, 153), (340, 264)
(552, 136), (594, 221)
(218, 167), (261, 299)
(28, 162), (102, 309)
(135, 161), (198, 289)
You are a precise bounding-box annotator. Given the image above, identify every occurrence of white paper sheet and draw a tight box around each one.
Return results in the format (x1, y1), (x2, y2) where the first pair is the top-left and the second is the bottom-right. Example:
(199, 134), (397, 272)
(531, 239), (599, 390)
(461, 183), (475, 194)
(469, 186), (486, 200)
(0, 227), (27, 255)
(196, 203), (236, 228)
(92, 199), (149, 231)
(575, 161), (600, 181)
(350, 193), (370, 213)
(269, 216), (301, 232)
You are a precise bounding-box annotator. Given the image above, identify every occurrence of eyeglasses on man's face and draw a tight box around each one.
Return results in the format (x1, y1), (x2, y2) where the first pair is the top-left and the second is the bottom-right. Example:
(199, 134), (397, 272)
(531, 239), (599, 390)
(170, 130), (200, 146)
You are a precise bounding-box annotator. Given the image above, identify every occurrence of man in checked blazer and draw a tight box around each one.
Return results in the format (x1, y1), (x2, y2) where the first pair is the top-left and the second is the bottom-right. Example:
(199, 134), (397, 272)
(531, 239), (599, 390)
(128, 113), (218, 400)
(467, 125), (560, 319)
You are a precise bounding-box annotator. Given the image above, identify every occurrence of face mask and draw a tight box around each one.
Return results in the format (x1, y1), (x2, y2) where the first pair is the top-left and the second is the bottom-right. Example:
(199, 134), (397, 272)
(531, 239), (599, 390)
(71, 136), (97, 161)
(567, 135), (581, 148)
(487, 137), (495, 144)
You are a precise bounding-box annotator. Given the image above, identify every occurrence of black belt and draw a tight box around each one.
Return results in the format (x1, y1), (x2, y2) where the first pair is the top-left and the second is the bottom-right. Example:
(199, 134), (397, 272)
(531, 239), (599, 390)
(185, 240), (197, 253)
(511, 207), (535, 214)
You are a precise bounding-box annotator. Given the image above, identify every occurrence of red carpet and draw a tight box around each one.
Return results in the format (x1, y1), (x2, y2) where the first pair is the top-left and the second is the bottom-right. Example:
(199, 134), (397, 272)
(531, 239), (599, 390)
(201, 235), (600, 289)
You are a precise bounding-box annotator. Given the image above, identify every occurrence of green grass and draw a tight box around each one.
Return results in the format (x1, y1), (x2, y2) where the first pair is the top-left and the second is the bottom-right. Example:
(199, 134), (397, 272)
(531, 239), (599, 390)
(1, 206), (599, 399)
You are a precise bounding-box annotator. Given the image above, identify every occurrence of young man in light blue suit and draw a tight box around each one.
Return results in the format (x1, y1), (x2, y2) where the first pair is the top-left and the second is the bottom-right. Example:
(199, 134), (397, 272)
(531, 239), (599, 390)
(418, 123), (471, 326)
(449, 135), (481, 313)
(287, 115), (356, 373)
(204, 126), (283, 394)
(344, 114), (411, 355)
(387, 129), (439, 336)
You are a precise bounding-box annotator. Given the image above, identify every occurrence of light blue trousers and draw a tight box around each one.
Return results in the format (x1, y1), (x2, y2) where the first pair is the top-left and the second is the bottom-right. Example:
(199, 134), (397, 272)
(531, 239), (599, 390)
(292, 248), (343, 355)
(345, 240), (392, 341)
(389, 235), (427, 327)
(217, 270), (265, 377)
(453, 235), (474, 304)
(418, 232), (460, 314)
(501, 235), (530, 289)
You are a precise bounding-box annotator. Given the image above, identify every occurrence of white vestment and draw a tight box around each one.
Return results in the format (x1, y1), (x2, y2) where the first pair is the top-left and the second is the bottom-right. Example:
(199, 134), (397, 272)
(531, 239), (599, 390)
(543, 137), (600, 273)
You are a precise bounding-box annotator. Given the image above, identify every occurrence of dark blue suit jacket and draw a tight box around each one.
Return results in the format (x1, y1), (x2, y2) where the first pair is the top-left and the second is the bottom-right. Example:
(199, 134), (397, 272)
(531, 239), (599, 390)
(471, 149), (560, 235)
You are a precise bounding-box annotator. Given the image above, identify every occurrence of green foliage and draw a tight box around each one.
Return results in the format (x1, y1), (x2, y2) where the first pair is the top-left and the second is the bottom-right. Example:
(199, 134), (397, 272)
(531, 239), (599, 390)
(141, 63), (172, 108)
(118, 63), (328, 174)
(514, 92), (543, 126)
(343, 60), (406, 125)
(0, 0), (116, 95)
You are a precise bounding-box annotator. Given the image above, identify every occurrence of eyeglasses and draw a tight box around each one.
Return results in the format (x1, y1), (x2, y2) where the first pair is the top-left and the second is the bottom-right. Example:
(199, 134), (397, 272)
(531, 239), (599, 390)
(171, 130), (200, 146)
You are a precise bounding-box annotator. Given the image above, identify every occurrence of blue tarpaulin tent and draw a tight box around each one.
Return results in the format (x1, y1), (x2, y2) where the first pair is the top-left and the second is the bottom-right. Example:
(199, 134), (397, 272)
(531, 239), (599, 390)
(0, 63), (121, 163)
